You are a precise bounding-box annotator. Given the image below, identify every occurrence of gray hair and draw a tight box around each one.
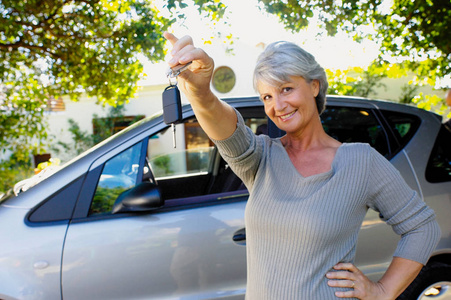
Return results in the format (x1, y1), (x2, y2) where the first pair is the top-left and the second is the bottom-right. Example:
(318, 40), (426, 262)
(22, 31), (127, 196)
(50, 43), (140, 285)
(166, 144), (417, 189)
(253, 41), (328, 114)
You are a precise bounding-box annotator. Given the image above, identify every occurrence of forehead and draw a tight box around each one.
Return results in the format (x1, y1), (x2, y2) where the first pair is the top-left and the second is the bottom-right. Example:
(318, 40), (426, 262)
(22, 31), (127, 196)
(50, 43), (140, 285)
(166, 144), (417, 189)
(256, 76), (305, 93)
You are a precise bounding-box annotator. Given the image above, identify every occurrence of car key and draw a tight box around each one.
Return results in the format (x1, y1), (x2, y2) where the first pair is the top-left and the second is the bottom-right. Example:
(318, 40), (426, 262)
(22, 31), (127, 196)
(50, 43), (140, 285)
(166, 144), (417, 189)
(162, 62), (192, 148)
(162, 84), (182, 148)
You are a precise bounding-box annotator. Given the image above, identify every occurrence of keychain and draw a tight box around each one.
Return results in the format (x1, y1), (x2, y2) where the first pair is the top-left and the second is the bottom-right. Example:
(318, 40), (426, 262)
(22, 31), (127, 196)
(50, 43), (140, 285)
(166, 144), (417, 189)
(162, 62), (192, 148)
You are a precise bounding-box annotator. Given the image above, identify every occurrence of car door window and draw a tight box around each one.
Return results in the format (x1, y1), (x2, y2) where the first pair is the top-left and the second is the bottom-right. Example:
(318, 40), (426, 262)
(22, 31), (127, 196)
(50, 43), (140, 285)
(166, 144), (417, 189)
(147, 118), (216, 200)
(426, 125), (451, 183)
(321, 107), (389, 157)
(148, 119), (214, 179)
(380, 110), (421, 155)
(89, 142), (143, 215)
(148, 116), (266, 201)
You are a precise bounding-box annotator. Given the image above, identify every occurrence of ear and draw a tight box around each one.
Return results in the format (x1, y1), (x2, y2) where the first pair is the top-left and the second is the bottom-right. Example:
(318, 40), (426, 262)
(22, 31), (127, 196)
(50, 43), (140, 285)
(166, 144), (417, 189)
(311, 79), (320, 97)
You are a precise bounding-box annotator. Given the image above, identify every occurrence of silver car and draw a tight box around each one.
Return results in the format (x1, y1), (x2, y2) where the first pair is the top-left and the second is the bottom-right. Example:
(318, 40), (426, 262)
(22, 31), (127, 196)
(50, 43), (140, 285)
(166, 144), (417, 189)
(1, 96), (450, 300)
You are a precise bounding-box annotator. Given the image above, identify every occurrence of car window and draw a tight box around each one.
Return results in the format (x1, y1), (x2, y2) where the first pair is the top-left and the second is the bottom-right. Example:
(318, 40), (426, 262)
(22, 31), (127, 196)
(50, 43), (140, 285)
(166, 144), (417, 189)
(89, 142), (143, 215)
(321, 107), (389, 156)
(426, 125), (451, 183)
(148, 119), (215, 179)
(148, 116), (266, 201)
(380, 110), (421, 154)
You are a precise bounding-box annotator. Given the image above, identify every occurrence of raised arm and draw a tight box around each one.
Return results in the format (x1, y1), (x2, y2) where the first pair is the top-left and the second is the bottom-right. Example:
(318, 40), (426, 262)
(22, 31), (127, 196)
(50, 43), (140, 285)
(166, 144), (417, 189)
(163, 32), (237, 141)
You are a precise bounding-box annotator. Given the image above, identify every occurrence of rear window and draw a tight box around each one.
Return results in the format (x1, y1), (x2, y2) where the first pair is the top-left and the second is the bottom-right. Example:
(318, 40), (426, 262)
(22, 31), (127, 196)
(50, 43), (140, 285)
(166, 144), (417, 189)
(321, 107), (389, 157)
(380, 110), (421, 154)
(426, 125), (451, 183)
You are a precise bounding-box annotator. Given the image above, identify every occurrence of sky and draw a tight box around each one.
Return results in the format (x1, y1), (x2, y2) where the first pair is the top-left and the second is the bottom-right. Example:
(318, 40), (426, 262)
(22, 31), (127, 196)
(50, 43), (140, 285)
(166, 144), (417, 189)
(142, 0), (381, 85)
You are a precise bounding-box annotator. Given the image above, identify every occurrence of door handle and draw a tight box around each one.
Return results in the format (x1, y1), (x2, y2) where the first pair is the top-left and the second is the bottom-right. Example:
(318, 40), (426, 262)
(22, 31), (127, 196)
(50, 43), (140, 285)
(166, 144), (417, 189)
(233, 228), (246, 245)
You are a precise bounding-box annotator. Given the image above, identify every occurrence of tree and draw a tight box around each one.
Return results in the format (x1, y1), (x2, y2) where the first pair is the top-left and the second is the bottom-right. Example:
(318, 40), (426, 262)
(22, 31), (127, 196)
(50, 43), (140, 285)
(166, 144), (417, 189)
(0, 0), (224, 161)
(327, 62), (406, 98)
(257, 0), (451, 81)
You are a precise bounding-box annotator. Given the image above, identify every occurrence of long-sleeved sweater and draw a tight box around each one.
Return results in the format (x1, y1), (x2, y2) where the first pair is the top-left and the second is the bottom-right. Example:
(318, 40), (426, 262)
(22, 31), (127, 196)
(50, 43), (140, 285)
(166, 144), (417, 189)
(213, 110), (441, 300)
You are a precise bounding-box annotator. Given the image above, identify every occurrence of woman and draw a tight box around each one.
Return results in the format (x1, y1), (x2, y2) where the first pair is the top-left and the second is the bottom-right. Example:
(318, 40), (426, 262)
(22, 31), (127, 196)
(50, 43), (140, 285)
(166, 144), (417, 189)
(163, 32), (441, 300)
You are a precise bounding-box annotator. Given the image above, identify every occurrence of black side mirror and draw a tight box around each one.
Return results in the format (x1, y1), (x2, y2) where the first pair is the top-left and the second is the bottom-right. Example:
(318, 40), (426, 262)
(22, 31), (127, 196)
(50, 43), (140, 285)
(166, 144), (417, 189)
(112, 182), (163, 214)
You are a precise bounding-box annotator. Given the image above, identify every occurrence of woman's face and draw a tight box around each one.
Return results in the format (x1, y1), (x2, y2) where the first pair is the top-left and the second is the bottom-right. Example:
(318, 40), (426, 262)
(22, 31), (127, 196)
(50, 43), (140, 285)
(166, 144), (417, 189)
(258, 76), (320, 134)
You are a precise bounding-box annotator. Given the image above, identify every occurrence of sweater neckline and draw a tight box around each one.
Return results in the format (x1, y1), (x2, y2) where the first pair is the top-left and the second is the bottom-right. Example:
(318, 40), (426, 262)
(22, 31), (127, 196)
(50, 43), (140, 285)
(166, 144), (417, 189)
(275, 140), (347, 180)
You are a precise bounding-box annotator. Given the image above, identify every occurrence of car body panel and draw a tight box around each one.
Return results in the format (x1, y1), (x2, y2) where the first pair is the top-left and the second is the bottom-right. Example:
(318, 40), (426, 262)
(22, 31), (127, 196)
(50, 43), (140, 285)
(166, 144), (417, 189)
(62, 201), (247, 300)
(0, 206), (66, 300)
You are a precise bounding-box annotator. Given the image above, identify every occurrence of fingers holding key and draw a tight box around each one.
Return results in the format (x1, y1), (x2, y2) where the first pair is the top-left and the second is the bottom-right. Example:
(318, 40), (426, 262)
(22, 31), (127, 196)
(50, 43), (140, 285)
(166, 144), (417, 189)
(163, 32), (214, 99)
(163, 32), (189, 55)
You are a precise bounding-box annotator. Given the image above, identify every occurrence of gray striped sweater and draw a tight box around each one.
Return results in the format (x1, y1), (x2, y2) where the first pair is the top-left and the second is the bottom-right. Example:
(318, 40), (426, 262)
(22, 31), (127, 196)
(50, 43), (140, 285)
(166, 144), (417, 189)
(214, 111), (441, 300)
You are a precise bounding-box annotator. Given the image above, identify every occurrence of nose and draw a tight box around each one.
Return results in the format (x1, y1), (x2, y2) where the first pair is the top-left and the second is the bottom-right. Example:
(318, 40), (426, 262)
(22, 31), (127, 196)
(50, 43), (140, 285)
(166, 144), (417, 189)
(274, 95), (287, 112)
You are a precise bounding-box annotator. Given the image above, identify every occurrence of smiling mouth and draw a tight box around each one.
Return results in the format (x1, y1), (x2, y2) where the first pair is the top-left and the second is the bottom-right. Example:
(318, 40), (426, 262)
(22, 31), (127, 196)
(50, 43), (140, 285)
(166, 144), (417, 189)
(278, 110), (297, 121)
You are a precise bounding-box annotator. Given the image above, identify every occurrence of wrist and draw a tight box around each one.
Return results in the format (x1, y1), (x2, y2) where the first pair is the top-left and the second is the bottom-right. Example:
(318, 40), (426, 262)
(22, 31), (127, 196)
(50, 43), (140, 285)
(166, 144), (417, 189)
(376, 280), (398, 300)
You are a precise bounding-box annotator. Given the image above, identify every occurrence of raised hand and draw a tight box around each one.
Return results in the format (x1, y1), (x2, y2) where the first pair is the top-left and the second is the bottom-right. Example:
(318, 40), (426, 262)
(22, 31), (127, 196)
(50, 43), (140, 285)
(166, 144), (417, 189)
(163, 32), (215, 102)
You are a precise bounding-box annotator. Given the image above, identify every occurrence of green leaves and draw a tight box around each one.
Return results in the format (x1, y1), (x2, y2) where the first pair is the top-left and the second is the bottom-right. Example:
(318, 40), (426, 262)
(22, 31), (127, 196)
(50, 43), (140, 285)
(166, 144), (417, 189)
(257, 0), (451, 80)
(165, 0), (227, 21)
(0, 0), (174, 159)
(0, 67), (48, 161)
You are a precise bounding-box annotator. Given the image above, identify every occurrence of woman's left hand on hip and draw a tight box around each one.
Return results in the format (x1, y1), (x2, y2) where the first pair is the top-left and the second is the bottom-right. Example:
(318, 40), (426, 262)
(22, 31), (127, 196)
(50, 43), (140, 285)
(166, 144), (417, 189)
(326, 262), (392, 300)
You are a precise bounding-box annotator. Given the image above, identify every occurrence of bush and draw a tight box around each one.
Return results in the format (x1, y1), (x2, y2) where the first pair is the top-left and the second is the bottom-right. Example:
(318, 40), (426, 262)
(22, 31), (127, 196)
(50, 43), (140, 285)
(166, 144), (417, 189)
(0, 154), (34, 194)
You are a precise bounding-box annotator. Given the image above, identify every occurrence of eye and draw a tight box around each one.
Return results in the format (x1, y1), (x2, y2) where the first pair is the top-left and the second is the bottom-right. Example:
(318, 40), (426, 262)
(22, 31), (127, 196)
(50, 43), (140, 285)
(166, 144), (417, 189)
(261, 94), (272, 101)
(282, 87), (293, 93)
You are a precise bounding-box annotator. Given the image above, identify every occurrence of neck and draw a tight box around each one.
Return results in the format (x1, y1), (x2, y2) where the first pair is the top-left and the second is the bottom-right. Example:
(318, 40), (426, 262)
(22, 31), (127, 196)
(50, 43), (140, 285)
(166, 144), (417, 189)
(281, 119), (332, 151)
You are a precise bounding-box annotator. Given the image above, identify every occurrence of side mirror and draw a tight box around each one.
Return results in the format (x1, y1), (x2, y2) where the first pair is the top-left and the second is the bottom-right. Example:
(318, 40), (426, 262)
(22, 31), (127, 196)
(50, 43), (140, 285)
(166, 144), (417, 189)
(112, 182), (163, 214)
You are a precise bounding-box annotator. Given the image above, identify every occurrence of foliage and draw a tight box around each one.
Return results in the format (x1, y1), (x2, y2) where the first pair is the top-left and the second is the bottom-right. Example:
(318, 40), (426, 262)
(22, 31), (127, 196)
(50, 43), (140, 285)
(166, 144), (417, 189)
(1, 0), (172, 104)
(258, 0), (450, 115)
(257, 0), (451, 80)
(0, 0), (223, 163)
(398, 84), (419, 104)
(326, 68), (358, 96)
(166, 0), (227, 20)
(90, 186), (127, 215)
(327, 63), (451, 119)
(0, 152), (34, 194)
(151, 155), (172, 177)
(412, 93), (451, 119)
(351, 64), (388, 98)
(54, 118), (95, 157)
(0, 69), (49, 162)
(327, 63), (399, 98)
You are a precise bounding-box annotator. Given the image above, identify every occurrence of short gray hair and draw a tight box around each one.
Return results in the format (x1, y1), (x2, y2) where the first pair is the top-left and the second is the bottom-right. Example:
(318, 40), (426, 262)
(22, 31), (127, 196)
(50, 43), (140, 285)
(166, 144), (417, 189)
(253, 41), (328, 114)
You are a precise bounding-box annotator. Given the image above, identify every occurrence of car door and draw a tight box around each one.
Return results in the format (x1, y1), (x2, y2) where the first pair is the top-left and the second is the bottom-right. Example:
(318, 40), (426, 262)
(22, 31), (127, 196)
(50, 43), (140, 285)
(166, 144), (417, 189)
(61, 109), (266, 300)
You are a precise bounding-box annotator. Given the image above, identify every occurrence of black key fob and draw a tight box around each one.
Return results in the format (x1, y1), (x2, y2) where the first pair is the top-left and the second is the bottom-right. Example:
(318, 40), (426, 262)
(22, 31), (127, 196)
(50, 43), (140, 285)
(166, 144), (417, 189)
(162, 85), (182, 125)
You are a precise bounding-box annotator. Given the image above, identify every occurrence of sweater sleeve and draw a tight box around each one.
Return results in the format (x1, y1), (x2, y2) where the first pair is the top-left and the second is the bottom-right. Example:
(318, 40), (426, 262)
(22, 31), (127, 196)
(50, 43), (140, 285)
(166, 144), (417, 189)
(366, 147), (441, 264)
(211, 109), (264, 189)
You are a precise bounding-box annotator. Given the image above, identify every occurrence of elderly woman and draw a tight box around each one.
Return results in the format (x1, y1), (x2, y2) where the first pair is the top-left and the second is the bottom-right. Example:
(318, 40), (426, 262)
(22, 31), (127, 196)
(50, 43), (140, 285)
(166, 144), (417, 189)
(163, 32), (440, 300)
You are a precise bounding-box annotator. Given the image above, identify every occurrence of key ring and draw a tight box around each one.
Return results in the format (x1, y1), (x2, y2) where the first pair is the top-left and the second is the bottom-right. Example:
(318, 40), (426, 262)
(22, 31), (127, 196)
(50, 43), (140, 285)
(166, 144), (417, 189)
(166, 61), (193, 81)
(168, 76), (178, 86)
